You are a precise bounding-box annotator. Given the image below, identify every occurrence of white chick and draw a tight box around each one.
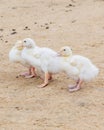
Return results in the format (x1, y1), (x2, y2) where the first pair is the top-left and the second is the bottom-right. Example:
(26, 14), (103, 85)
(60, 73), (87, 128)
(58, 46), (99, 92)
(9, 40), (35, 78)
(22, 38), (59, 87)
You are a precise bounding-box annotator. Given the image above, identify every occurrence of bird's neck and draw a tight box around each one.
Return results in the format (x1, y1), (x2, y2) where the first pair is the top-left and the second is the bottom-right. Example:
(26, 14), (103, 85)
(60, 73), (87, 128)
(63, 53), (72, 58)
(62, 54), (73, 62)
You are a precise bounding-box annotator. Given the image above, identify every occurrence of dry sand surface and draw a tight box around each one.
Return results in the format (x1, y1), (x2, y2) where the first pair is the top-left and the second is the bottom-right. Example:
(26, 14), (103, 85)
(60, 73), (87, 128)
(0, 0), (104, 129)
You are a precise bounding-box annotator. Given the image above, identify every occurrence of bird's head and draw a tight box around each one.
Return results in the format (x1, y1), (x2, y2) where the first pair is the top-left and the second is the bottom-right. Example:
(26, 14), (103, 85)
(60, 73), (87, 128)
(15, 40), (24, 50)
(23, 38), (36, 48)
(58, 46), (72, 57)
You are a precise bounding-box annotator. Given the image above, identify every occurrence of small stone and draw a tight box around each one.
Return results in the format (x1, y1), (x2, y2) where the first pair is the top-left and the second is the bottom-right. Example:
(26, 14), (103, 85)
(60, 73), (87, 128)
(12, 29), (16, 31)
(5, 41), (8, 43)
(12, 7), (17, 9)
(50, 22), (53, 24)
(72, 20), (76, 23)
(11, 32), (17, 35)
(24, 26), (30, 30)
(41, 25), (44, 27)
(25, 26), (28, 29)
(69, 4), (73, 6)
(0, 29), (3, 31)
(61, 87), (64, 90)
(15, 107), (20, 110)
(45, 23), (48, 25)
(46, 26), (49, 29)
(16, 76), (19, 78)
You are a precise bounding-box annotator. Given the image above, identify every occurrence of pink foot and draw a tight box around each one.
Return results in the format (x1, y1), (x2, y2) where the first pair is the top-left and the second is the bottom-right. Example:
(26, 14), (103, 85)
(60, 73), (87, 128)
(68, 85), (77, 89)
(20, 72), (30, 76)
(37, 83), (48, 88)
(25, 74), (36, 78)
(16, 72), (30, 78)
(69, 86), (81, 92)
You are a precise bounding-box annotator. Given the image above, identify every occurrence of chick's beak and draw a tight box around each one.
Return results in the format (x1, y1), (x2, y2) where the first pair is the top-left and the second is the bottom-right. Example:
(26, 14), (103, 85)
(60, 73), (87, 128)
(18, 45), (24, 50)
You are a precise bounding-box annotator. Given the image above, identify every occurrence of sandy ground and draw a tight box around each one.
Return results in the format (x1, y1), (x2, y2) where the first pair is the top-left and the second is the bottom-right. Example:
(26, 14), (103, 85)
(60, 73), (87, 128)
(0, 0), (104, 129)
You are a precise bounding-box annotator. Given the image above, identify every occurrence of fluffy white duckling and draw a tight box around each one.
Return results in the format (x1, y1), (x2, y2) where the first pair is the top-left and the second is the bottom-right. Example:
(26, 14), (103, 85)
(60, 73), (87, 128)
(58, 46), (99, 92)
(9, 40), (35, 78)
(22, 38), (59, 87)
(40, 49), (79, 84)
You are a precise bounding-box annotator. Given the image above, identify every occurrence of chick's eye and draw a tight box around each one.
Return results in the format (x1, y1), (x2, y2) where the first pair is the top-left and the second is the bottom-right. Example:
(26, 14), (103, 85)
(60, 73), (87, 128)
(24, 41), (26, 43)
(63, 49), (66, 51)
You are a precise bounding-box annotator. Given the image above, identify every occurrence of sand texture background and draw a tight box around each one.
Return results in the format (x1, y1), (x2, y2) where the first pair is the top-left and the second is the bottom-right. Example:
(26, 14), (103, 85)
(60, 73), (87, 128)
(0, 0), (104, 129)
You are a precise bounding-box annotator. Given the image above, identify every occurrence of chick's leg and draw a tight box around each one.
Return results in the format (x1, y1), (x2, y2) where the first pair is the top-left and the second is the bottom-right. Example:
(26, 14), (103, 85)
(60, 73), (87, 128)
(48, 73), (52, 80)
(69, 79), (80, 89)
(69, 79), (83, 92)
(17, 67), (35, 78)
(25, 67), (36, 78)
(38, 72), (49, 88)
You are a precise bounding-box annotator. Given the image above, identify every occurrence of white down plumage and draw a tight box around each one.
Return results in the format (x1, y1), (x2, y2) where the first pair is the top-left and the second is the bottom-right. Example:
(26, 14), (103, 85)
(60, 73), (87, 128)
(58, 46), (99, 92)
(9, 40), (35, 78)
